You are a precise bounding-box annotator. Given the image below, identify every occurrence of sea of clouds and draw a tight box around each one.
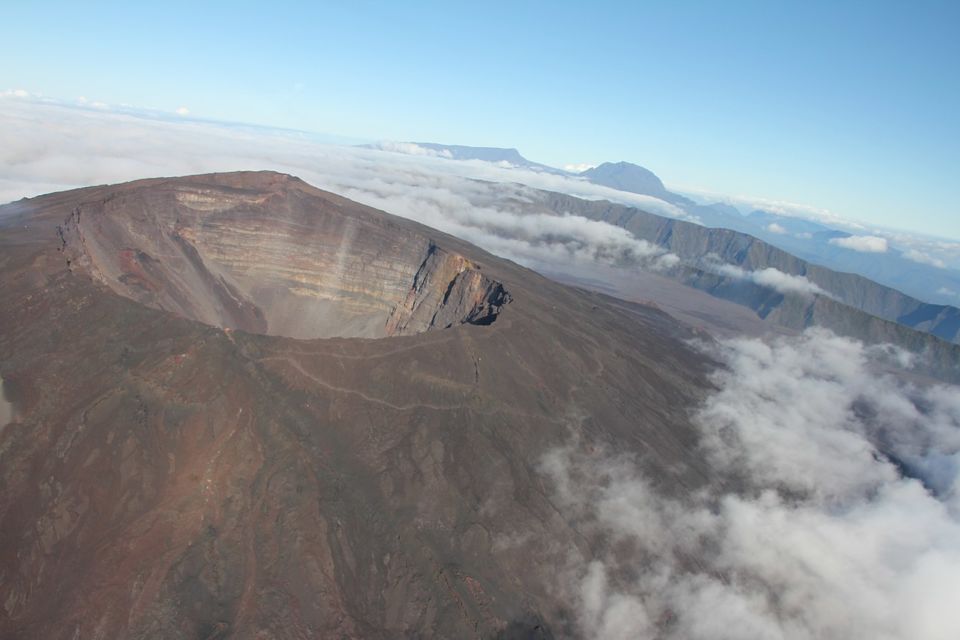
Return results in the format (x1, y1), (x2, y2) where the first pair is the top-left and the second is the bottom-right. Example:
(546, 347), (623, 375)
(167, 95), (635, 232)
(542, 329), (960, 639)
(2, 95), (823, 284)
(0, 96), (689, 269)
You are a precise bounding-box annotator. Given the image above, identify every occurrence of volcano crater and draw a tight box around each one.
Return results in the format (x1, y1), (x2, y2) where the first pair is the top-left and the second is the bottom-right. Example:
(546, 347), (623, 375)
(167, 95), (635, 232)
(54, 172), (511, 339)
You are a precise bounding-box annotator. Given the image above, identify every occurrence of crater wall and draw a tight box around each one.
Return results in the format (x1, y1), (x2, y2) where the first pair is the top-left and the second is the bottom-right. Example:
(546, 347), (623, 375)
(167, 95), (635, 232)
(55, 175), (510, 339)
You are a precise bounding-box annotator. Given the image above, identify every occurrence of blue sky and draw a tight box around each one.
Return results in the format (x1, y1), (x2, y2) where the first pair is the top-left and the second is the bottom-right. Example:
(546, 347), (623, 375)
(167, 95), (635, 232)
(4, 0), (959, 238)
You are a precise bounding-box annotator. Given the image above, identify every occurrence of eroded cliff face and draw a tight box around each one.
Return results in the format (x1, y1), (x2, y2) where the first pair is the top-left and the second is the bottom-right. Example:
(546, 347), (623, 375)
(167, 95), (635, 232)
(536, 190), (960, 345)
(53, 174), (510, 339)
(384, 243), (511, 336)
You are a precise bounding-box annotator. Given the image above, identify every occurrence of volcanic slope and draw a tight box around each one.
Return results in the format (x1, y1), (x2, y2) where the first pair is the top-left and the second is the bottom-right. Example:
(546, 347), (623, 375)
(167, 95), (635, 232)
(0, 172), (713, 639)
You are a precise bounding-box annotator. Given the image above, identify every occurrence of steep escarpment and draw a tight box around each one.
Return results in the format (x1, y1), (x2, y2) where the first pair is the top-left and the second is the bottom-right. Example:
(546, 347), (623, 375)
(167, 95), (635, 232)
(535, 190), (960, 344)
(50, 173), (510, 339)
(384, 243), (511, 336)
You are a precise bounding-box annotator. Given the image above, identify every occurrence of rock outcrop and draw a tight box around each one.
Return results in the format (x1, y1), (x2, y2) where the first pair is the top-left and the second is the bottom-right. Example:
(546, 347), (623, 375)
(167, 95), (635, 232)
(384, 243), (511, 336)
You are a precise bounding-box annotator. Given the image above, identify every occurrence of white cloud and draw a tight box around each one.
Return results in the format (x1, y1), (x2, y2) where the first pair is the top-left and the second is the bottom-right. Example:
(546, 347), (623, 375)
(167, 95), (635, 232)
(175, 106), (190, 116)
(678, 187), (960, 273)
(829, 235), (889, 253)
(0, 98), (698, 225)
(904, 249), (947, 269)
(0, 98), (680, 274)
(750, 267), (828, 297)
(369, 140), (453, 158)
(675, 186), (868, 232)
(563, 162), (596, 173)
(541, 329), (960, 640)
(709, 261), (829, 298)
(766, 222), (786, 234)
(939, 287), (958, 298)
(882, 233), (960, 272)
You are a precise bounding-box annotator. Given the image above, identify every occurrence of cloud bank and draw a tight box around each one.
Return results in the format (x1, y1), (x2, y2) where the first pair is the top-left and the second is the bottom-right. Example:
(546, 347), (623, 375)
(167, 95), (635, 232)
(829, 235), (890, 253)
(0, 96), (681, 272)
(6, 94), (954, 303)
(367, 140), (453, 158)
(680, 186), (960, 273)
(542, 329), (960, 640)
(904, 248), (947, 269)
(707, 261), (829, 298)
(676, 186), (869, 232)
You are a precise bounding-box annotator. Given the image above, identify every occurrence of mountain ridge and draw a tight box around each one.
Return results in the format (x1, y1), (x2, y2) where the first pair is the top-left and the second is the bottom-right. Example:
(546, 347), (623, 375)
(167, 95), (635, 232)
(380, 142), (960, 308)
(533, 190), (960, 347)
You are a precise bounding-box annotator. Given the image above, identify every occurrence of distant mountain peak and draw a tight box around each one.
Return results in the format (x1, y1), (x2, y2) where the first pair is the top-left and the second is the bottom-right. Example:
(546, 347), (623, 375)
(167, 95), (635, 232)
(578, 161), (694, 206)
(582, 161), (668, 193)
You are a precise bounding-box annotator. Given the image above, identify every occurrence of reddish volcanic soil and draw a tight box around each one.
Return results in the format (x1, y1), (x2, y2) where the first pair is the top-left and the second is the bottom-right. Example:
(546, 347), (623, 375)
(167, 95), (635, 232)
(0, 172), (712, 639)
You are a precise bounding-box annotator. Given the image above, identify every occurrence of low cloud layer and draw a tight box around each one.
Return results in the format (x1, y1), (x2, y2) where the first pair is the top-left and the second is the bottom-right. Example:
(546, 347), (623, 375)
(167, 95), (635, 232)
(367, 140), (453, 158)
(708, 261), (829, 298)
(905, 248), (947, 269)
(563, 162), (596, 173)
(829, 235), (890, 253)
(0, 96), (681, 272)
(6, 95), (957, 300)
(542, 329), (960, 639)
(677, 187), (869, 232)
(681, 186), (960, 273)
